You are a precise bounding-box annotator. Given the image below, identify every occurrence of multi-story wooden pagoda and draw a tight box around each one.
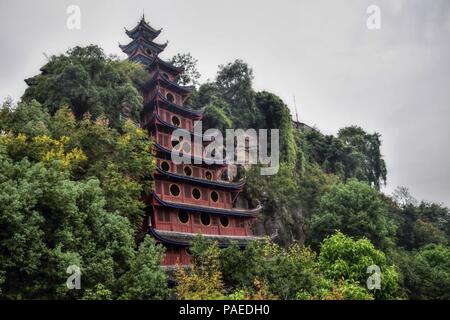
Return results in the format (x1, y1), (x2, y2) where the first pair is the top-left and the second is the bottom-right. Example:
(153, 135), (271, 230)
(121, 16), (263, 266)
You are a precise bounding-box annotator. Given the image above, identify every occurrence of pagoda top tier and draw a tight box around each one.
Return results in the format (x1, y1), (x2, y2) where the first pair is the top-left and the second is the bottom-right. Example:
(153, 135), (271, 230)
(120, 15), (168, 62)
(125, 14), (162, 40)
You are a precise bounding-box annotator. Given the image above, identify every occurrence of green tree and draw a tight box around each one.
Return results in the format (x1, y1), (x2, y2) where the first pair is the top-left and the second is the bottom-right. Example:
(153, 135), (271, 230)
(299, 126), (387, 189)
(310, 179), (396, 248)
(338, 126), (387, 189)
(82, 284), (113, 300)
(22, 45), (147, 129)
(255, 91), (296, 164)
(220, 240), (322, 300)
(393, 244), (450, 300)
(297, 163), (340, 241)
(318, 232), (399, 299)
(390, 198), (449, 250)
(118, 236), (168, 300)
(215, 60), (261, 129)
(219, 240), (270, 294)
(170, 53), (201, 87)
(296, 279), (374, 300)
(0, 99), (162, 299)
(413, 220), (447, 247)
(201, 103), (233, 133)
(175, 236), (224, 300)
(261, 242), (323, 300)
(301, 130), (353, 180)
(246, 164), (303, 245)
(405, 245), (450, 299)
(0, 99), (50, 137)
(0, 153), (137, 298)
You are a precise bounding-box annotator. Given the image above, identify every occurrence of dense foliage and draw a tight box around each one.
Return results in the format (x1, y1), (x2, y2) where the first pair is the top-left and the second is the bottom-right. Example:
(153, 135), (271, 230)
(176, 233), (394, 300)
(0, 98), (167, 299)
(184, 57), (450, 300)
(310, 179), (396, 249)
(170, 53), (201, 87)
(22, 45), (147, 129)
(1, 45), (449, 300)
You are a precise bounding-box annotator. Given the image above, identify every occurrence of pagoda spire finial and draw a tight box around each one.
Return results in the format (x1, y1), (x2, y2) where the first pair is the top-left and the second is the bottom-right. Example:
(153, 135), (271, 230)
(121, 15), (168, 64)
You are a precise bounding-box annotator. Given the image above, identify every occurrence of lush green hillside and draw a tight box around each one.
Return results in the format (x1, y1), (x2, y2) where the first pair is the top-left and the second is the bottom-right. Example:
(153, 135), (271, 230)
(1, 46), (449, 300)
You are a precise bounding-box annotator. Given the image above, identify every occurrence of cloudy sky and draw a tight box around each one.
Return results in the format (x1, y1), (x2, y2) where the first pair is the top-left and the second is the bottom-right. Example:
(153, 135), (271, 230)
(1, 0), (449, 206)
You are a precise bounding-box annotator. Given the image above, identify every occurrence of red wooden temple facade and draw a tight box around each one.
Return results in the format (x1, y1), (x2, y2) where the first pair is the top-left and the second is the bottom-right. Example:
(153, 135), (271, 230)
(121, 16), (263, 266)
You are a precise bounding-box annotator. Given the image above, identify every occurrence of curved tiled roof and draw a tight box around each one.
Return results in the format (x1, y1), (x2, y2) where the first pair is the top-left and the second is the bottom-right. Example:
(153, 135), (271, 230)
(155, 166), (245, 190)
(125, 17), (162, 40)
(148, 228), (265, 248)
(151, 193), (261, 217)
(147, 56), (183, 75)
(119, 36), (168, 55)
(156, 91), (204, 117)
(143, 91), (203, 118)
(142, 70), (194, 94)
(151, 113), (203, 138)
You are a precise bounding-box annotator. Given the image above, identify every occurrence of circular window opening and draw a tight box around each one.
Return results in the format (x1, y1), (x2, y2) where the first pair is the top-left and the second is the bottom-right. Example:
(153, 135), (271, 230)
(211, 191), (219, 203)
(161, 161), (170, 172)
(178, 211), (189, 224)
(200, 213), (211, 226)
(171, 115), (180, 127)
(185, 248), (192, 256)
(184, 166), (192, 176)
(170, 184), (180, 197)
(166, 92), (175, 103)
(192, 188), (201, 200)
(205, 171), (213, 180)
(145, 48), (153, 56)
(220, 216), (229, 228)
(162, 73), (170, 80)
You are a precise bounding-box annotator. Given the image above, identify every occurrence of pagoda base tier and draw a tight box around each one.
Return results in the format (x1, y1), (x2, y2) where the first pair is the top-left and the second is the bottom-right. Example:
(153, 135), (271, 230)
(149, 228), (265, 248)
(149, 228), (266, 266)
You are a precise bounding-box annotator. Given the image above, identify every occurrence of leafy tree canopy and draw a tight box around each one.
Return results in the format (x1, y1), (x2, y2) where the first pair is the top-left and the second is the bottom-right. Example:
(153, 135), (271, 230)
(170, 53), (201, 87)
(318, 232), (399, 299)
(310, 179), (396, 248)
(0, 99), (165, 299)
(22, 45), (147, 129)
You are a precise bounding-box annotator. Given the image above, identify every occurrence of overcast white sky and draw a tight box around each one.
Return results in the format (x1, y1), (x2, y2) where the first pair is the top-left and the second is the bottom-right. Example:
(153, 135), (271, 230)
(1, 0), (449, 206)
